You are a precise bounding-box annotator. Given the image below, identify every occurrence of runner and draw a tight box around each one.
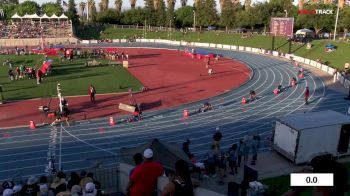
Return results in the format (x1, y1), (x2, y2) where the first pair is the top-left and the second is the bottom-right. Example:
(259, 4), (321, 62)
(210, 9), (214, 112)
(304, 86), (310, 105)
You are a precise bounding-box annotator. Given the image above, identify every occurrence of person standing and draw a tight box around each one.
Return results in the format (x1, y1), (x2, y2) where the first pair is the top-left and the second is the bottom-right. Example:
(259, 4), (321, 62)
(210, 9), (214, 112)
(243, 136), (250, 164)
(88, 84), (96, 103)
(162, 159), (194, 196)
(251, 136), (258, 165)
(304, 86), (310, 105)
(227, 144), (238, 175)
(237, 139), (243, 167)
(128, 148), (164, 196)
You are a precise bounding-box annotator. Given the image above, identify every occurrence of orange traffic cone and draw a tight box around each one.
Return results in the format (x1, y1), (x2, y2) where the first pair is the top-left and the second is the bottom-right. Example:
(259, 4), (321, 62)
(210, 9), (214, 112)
(183, 110), (189, 118)
(29, 120), (36, 129)
(241, 97), (247, 104)
(109, 117), (115, 126)
(273, 89), (279, 95)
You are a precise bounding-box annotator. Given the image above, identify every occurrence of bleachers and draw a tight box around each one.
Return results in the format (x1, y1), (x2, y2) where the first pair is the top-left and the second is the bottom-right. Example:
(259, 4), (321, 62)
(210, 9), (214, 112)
(0, 20), (72, 39)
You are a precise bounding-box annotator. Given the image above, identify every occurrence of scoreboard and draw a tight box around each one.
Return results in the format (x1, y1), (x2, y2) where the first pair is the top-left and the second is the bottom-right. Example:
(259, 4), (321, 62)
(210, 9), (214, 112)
(270, 17), (294, 37)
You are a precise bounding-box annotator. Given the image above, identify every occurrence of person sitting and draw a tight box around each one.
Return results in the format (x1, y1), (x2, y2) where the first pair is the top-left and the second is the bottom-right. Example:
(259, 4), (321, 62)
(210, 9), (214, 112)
(249, 90), (257, 100)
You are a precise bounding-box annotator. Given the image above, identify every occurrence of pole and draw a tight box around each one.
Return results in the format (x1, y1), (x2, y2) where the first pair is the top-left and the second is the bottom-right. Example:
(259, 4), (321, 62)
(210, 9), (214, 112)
(272, 36), (275, 51)
(288, 39), (292, 54)
(170, 20), (172, 39)
(193, 10), (196, 32)
(333, 0), (340, 41)
(59, 123), (62, 171)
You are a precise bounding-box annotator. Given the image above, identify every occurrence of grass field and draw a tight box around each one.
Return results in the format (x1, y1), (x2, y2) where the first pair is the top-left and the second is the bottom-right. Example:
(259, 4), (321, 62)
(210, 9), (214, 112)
(83, 27), (350, 69)
(261, 161), (350, 196)
(0, 54), (142, 100)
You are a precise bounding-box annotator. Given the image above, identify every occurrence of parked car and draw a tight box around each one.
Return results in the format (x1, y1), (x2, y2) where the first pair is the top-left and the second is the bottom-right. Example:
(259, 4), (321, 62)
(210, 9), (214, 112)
(207, 26), (217, 31)
(232, 28), (247, 33)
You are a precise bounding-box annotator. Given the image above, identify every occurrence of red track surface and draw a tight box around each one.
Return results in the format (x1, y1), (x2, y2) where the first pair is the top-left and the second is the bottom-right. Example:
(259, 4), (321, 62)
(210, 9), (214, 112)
(0, 48), (251, 128)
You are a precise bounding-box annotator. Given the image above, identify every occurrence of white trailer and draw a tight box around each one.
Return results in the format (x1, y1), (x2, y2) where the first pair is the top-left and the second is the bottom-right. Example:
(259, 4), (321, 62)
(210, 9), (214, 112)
(273, 110), (350, 164)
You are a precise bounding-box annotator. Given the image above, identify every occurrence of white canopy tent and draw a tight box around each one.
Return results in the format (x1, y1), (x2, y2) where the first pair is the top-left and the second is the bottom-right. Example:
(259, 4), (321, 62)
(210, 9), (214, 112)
(11, 13), (71, 22)
(59, 14), (68, 19)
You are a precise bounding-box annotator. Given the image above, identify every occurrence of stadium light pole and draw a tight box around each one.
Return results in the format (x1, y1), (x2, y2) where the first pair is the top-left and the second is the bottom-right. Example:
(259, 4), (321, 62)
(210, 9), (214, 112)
(333, 0), (340, 41)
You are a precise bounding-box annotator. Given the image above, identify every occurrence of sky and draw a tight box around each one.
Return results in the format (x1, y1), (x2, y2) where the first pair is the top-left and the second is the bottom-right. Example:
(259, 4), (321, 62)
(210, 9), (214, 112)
(20, 0), (299, 12)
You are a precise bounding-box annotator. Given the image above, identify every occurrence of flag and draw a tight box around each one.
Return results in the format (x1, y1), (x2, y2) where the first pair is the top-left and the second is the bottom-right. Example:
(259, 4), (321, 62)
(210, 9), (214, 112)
(62, 1), (68, 7)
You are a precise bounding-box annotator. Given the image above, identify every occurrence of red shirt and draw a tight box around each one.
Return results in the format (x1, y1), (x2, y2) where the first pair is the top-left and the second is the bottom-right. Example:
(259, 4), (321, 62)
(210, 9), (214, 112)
(304, 88), (310, 98)
(130, 161), (164, 196)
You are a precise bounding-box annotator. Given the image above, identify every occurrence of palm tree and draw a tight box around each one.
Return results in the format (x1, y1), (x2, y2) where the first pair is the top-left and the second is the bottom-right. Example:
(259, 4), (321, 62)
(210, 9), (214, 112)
(115, 0), (122, 13)
(244, 0), (251, 11)
(167, 0), (175, 8)
(99, 0), (109, 12)
(79, 2), (86, 17)
(298, 0), (304, 10)
(153, 0), (160, 9)
(231, 0), (239, 6)
(180, 0), (186, 7)
(87, 0), (97, 21)
(130, 0), (137, 9)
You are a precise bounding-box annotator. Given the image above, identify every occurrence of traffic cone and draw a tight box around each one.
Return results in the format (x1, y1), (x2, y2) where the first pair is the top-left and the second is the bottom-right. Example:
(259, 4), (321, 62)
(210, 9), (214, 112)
(109, 117), (115, 126)
(241, 97), (247, 104)
(29, 121), (36, 129)
(183, 110), (189, 118)
(273, 88), (279, 95)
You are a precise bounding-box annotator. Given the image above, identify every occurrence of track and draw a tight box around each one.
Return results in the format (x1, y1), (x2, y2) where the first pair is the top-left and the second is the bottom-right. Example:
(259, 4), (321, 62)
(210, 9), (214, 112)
(0, 43), (349, 181)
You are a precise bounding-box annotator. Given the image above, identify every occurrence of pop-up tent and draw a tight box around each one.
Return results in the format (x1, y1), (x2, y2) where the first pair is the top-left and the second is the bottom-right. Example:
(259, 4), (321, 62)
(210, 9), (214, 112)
(120, 138), (192, 170)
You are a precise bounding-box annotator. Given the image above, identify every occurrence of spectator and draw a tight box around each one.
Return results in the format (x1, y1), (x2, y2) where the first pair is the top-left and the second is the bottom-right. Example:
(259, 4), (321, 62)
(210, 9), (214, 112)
(243, 136), (250, 163)
(237, 139), (243, 167)
(38, 184), (54, 196)
(70, 185), (82, 196)
(56, 183), (70, 196)
(80, 173), (93, 192)
(204, 145), (218, 177)
(182, 139), (193, 159)
(212, 127), (222, 155)
(128, 148), (164, 196)
(161, 159), (194, 196)
(13, 184), (23, 196)
(129, 153), (143, 176)
(2, 181), (14, 190)
(227, 144), (238, 175)
(22, 176), (39, 196)
(2, 189), (13, 196)
(217, 152), (228, 185)
(83, 182), (97, 196)
(251, 136), (258, 165)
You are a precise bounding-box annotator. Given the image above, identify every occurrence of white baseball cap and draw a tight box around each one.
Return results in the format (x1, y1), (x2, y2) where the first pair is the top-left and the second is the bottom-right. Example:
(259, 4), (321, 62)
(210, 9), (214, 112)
(143, 148), (153, 158)
(3, 189), (13, 196)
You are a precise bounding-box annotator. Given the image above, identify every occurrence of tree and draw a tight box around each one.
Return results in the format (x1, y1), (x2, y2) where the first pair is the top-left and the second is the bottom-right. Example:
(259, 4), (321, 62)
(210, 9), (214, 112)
(121, 7), (146, 25)
(115, 0), (123, 13)
(0, 4), (16, 20)
(252, 2), (271, 32)
(180, 0), (187, 7)
(174, 6), (193, 27)
(156, 0), (167, 26)
(79, 2), (86, 17)
(339, 7), (350, 38)
(96, 9), (119, 23)
(144, 0), (156, 25)
(66, 0), (79, 25)
(42, 2), (63, 16)
(167, 0), (175, 27)
(87, 0), (97, 22)
(219, 0), (235, 31)
(99, 0), (109, 12)
(130, 0), (137, 9)
(15, 1), (40, 16)
(196, 0), (217, 27)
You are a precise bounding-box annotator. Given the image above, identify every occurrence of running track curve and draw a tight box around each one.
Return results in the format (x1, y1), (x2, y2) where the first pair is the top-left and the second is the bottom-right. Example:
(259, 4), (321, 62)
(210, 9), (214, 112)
(0, 42), (349, 181)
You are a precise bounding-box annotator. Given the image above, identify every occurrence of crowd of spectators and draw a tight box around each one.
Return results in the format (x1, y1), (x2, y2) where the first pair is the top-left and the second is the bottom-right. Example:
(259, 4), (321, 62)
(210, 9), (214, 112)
(1, 170), (103, 196)
(0, 20), (72, 39)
